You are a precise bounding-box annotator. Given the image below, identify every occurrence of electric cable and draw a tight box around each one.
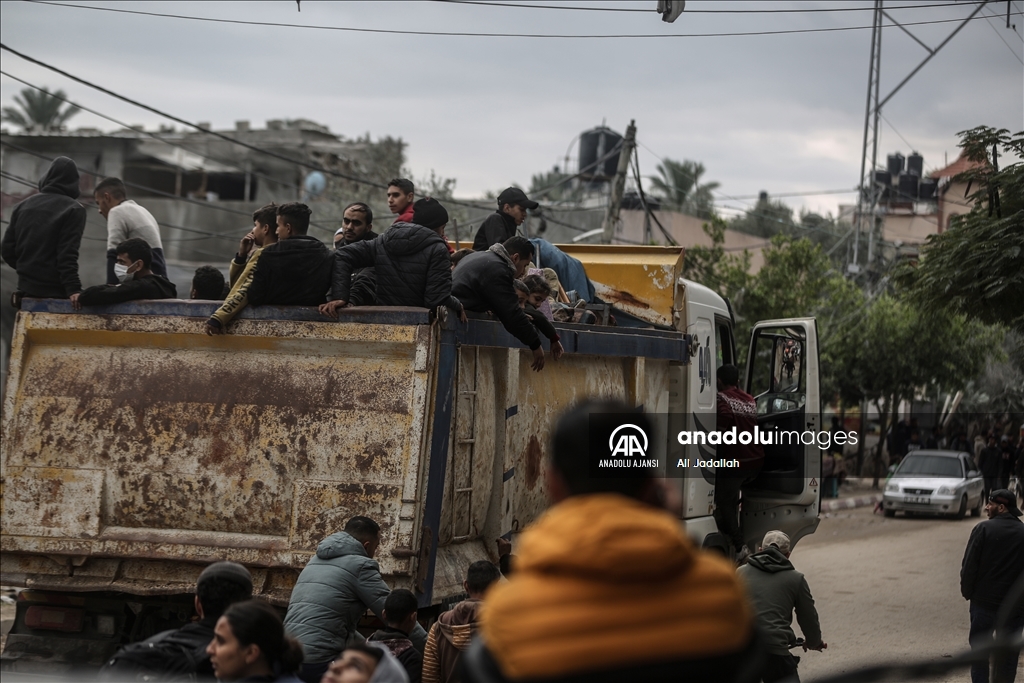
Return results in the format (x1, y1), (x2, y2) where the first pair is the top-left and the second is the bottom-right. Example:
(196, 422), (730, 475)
(431, 0), (974, 15)
(19, 1), (1019, 40)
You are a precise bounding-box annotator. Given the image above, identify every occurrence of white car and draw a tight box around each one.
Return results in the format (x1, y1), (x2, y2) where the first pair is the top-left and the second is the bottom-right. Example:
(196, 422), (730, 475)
(882, 450), (985, 519)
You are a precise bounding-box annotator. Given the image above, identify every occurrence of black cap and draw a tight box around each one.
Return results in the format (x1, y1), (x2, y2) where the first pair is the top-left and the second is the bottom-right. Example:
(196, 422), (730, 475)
(197, 561), (254, 593)
(497, 187), (539, 211)
(412, 197), (449, 231)
(989, 489), (1023, 517)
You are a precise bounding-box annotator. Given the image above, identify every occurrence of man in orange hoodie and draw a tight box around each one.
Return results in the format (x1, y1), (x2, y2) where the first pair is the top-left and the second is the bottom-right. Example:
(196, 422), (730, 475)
(423, 561), (501, 683)
(466, 400), (762, 683)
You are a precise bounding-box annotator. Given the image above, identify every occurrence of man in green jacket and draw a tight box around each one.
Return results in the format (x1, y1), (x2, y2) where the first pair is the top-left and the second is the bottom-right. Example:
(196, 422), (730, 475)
(737, 530), (827, 683)
(284, 516), (427, 683)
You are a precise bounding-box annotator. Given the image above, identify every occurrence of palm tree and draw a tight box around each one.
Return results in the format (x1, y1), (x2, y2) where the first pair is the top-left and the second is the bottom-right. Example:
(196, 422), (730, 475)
(648, 158), (720, 219)
(2, 87), (80, 132)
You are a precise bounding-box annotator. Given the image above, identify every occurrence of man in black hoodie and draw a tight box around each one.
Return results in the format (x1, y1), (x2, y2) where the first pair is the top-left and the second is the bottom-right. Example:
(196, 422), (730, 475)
(321, 198), (464, 318)
(471, 187), (538, 251)
(248, 202), (332, 307)
(452, 236), (545, 372)
(1, 156), (86, 304)
(736, 530), (825, 683)
(73, 238), (176, 308)
(960, 489), (1024, 683)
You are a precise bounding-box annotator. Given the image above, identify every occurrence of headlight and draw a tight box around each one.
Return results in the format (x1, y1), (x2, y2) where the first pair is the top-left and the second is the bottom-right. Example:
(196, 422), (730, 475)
(885, 483), (899, 492)
(937, 486), (954, 495)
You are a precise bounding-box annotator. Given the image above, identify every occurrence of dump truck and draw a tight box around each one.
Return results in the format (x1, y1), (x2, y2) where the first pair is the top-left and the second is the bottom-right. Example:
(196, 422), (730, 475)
(0, 244), (821, 669)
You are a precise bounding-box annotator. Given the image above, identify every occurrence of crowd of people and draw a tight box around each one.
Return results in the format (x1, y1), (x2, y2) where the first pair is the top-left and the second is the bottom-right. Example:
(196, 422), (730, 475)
(2, 156), (604, 372)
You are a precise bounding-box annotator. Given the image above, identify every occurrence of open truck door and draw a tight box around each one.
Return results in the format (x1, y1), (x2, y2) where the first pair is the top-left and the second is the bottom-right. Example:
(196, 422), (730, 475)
(741, 318), (821, 551)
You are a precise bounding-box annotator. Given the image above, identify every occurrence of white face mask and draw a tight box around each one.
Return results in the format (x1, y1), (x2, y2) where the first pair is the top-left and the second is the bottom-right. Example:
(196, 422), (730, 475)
(114, 262), (132, 283)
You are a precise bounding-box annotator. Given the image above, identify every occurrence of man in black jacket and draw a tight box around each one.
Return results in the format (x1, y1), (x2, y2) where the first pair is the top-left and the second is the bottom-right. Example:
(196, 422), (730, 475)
(1, 156), (86, 305)
(321, 198), (464, 317)
(453, 236), (546, 372)
(960, 489), (1024, 683)
(979, 435), (1004, 501)
(73, 238), (176, 308)
(248, 203), (332, 307)
(471, 187), (538, 252)
(336, 202), (379, 307)
(100, 561), (253, 681)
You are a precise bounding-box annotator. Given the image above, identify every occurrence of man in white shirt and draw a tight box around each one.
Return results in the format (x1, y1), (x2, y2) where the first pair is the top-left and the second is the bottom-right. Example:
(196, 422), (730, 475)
(94, 177), (167, 284)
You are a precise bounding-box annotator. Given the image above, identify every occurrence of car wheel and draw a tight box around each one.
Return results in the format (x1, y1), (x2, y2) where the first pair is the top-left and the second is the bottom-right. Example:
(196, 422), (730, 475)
(954, 495), (968, 520)
(883, 508), (896, 518)
(971, 494), (983, 517)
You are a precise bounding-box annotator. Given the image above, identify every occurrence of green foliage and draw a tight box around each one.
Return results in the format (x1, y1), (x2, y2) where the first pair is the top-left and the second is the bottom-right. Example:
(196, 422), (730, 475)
(648, 158), (719, 219)
(529, 166), (579, 203)
(680, 218), (751, 305)
(897, 127), (1024, 332)
(727, 193), (794, 238)
(1, 87), (80, 132)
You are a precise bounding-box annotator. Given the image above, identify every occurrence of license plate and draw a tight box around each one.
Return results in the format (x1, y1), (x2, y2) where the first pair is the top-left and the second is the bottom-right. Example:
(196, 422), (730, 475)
(905, 496), (931, 504)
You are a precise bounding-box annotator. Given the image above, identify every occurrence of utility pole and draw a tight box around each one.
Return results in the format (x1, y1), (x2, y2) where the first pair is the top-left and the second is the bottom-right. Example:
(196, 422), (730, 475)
(600, 119), (636, 244)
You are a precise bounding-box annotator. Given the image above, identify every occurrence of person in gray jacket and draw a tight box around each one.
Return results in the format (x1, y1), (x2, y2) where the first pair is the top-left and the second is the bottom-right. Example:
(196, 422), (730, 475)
(737, 530), (826, 683)
(285, 516), (427, 683)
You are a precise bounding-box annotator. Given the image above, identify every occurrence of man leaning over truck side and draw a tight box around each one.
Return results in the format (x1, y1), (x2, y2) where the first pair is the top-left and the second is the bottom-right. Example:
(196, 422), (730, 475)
(246, 202), (333, 308)
(452, 236), (546, 372)
(284, 516), (428, 683)
(72, 238), (176, 309)
(100, 561), (254, 681)
(205, 203), (279, 335)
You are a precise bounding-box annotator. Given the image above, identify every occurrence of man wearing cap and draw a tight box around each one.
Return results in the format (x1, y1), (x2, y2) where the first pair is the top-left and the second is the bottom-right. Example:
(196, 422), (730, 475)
(737, 530), (826, 683)
(960, 489), (1024, 683)
(100, 561), (253, 679)
(471, 187), (538, 252)
(322, 197), (464, 318)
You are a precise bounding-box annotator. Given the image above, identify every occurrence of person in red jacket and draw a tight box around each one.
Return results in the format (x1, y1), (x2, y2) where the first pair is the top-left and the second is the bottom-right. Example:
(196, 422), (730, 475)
(387, 178), (415, 224)
(714, 364), (765, 563)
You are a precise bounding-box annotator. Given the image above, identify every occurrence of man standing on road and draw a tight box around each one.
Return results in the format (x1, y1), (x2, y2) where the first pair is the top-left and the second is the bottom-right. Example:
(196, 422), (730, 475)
(979, 436), (1004, 502)
(1, 156), (86, 307)
(94, 177), (167, 283)
(737, 530), (826, 683)
(714, 364), (765, 563)
(960, 489), (1024, 683)
(284, 516), (427, 683)
(471, 187), (538, 252)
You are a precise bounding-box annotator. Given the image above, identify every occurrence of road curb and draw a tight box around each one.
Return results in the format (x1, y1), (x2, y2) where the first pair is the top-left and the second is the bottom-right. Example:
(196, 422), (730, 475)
(821, 493), (883, 512)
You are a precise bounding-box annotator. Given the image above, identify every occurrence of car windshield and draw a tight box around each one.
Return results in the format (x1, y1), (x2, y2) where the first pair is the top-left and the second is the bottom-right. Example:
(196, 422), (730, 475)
(895, 455), (962, 478)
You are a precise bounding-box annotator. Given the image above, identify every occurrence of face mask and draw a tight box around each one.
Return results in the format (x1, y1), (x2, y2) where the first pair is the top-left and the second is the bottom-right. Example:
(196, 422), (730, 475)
(114, 263), (132, 283)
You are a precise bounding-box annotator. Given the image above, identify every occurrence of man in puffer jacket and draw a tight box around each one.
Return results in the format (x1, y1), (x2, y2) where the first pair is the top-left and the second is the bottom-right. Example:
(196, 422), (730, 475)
(423, 561), (501, 683)
(465, 400), (762, 683)
(321, 198), (463, 319)
(737, 530), (826, 683)
(284, 517), (427, 683)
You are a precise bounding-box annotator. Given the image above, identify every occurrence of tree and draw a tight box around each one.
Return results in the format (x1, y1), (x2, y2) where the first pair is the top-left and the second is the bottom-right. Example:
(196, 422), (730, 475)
(728, 192), (795, 238)
(897, 127), (1024, 333)
(648, 158), (719, 218)
(680, 218), (751, 306)
(529, 165), (579, 204)
(1, 87), (80, 132)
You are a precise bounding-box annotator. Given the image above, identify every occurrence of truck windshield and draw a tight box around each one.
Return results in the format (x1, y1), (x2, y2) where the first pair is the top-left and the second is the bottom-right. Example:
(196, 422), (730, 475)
(895, 455), (962, 479)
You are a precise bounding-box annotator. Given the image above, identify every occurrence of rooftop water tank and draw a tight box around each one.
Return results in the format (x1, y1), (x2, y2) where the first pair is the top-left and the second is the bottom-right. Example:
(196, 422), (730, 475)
(579, 126), (623, 181)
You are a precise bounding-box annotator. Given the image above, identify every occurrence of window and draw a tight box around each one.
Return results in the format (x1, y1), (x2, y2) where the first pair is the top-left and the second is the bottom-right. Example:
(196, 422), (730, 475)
(714, 318), (735, 369)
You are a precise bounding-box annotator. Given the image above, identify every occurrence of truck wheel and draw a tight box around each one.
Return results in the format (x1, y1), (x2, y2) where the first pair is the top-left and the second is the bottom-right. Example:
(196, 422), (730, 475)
(954, 495), (968, 520)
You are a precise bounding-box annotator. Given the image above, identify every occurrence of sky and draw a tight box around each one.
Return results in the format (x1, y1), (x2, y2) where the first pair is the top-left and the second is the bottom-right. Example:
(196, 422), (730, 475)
(1, 0), (1021, 221)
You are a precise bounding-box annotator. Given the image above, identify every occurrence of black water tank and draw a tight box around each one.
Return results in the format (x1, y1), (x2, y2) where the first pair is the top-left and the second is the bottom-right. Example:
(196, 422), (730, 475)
(874, 170), (892, 201)
(887, 153), (905, 177)
(918, 178), (938, 201)
(907, 152), (924, 177)
(579, 126), (623, 180)
(898, 173), (919, 201)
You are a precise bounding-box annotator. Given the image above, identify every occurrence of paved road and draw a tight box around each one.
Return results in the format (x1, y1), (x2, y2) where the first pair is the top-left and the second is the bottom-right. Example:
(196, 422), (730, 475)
(787, 505), (1021, 683)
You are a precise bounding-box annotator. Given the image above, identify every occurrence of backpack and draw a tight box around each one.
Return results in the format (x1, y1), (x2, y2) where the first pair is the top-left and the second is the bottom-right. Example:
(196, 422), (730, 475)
(99, 625), (213, 682)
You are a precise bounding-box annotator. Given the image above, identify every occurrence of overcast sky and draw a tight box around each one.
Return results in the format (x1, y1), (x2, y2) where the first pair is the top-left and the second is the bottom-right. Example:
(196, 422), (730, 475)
(2, 0), (1021, 220)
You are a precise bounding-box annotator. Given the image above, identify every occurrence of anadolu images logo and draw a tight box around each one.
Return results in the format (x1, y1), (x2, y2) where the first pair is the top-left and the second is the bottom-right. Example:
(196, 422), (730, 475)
(609, 423), (649, 458)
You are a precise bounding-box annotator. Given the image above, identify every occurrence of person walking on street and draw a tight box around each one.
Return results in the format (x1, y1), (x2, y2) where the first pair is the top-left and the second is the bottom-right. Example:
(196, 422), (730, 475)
(960, 489), (1024, 683)
(979, 436), (1004, 502)
(1, 156), (86, 306)
(737, 531), (826, 683)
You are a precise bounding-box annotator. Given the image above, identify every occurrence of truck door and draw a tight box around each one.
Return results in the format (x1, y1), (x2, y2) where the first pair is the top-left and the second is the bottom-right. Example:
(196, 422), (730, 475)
(741, 318), (821, 550)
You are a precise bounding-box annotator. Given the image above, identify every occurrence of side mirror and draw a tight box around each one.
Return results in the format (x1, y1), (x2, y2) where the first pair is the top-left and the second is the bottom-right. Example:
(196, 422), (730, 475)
(968, 470), (979, 479)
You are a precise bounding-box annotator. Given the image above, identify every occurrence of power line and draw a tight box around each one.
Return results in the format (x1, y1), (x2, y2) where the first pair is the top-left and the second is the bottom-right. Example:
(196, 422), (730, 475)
(880, 113), (917, 151)
(433, 0), (971, 14)
(20, 1), (1019, 40)
(980, 8), (1024, 63)
(0, 69), (341, 233)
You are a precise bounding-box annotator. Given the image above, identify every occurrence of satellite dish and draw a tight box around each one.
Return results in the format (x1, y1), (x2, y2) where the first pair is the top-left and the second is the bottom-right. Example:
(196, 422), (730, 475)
(303, 171), (326, 198)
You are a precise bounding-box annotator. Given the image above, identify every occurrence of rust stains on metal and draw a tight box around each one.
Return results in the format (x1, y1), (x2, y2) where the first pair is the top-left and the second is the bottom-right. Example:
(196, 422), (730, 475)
(600, 287), (652, 310)
(524, 435), (543, 489)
